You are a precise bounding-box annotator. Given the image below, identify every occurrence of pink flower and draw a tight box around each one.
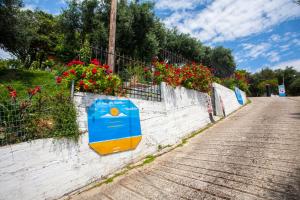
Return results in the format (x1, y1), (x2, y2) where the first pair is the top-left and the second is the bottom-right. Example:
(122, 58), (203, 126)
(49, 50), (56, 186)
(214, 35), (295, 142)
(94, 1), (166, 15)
(106, 69), (112, 74)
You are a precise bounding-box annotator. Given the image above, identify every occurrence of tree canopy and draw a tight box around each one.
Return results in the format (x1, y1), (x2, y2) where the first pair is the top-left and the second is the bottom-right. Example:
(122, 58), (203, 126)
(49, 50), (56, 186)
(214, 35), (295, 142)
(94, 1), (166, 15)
(0, 0), (237, 78)
(248, 67), (300, 96)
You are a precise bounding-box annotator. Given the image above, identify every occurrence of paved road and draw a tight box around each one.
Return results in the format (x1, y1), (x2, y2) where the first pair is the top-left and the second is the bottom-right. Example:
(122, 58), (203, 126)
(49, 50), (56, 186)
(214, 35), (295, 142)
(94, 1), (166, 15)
(70, 97), (300, 200)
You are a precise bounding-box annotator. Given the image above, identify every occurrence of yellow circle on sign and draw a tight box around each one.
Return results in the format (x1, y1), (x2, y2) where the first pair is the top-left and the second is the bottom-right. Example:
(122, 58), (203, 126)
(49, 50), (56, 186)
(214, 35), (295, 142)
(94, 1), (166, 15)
(110, 108), (120, 116)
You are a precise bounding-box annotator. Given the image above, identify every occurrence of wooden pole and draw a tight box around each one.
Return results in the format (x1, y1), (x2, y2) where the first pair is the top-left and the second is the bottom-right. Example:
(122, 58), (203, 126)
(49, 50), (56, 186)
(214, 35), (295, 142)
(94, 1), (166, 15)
(108, 0), (117, 72)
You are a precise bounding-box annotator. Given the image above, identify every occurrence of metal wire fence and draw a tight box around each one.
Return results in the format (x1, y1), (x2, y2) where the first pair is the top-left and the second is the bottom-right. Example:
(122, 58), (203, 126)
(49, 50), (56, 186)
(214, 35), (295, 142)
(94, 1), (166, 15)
(0, 83), (78, 146)
(90, 47), (162, 102)
(122, 82), (161, 102)
(158, 49), (191, 66)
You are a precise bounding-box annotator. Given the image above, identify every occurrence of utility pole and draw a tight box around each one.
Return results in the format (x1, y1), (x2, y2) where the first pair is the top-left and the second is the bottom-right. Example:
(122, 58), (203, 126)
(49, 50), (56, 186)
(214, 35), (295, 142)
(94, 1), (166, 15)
(108, 0), (117, 72)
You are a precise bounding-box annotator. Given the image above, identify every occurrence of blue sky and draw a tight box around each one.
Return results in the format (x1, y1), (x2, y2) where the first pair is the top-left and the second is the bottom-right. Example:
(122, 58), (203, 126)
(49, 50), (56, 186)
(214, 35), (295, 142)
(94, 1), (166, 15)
(1, 0), (300, 72)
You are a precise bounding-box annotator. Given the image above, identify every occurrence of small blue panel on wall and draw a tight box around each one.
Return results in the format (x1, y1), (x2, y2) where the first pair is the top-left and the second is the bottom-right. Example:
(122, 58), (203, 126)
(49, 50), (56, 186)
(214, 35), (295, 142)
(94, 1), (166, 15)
(87, 99), (142, 155)
(234, 87), (244, 105)
(88, 99), (141, 143)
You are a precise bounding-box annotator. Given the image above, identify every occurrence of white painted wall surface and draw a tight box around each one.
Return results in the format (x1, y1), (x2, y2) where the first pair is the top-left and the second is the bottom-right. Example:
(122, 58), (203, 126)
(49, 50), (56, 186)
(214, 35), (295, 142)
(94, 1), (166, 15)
(0, 83), (212, 200)
(212, 82), (243, 116)
(240, 90), (247, 104)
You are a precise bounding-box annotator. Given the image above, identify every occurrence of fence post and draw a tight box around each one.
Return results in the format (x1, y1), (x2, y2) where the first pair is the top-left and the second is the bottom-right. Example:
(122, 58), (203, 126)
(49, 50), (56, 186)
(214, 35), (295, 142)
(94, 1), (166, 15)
(70, 80), (75, 101)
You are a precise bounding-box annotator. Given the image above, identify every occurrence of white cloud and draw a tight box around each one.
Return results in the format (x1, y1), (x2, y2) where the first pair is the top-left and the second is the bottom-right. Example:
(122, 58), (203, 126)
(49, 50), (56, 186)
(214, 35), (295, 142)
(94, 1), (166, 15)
(270, 34), (280, 42)
(155, 0), (197, 10)
(292, 38), (300, 46)
(0, 49), (13, 59)
(21, 4), (36, 11)
(272, 59), (300, 71)
(157, 0), (300, 43)
(241, 42), (271, 59)
(266, 51), (280, 62)
(155, 0), (212, 11)
(279, 44), (290, 51)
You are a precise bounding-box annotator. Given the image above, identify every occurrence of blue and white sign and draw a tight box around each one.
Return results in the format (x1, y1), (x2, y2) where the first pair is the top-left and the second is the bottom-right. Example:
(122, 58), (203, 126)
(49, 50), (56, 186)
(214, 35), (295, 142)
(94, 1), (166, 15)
(278, 85), (286, 97)
(87, 99), (142, 155)
(234, 87), (244, 105)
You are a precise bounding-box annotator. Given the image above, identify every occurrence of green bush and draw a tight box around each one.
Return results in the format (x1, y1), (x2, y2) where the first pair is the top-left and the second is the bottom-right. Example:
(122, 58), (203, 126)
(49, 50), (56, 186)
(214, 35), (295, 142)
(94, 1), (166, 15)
(0, 60), (8, 71)
(289, 78), (300, 96)
(42, 59), (56, 70)
(119, 65), (152, 83)
(50, 92), (80, 139)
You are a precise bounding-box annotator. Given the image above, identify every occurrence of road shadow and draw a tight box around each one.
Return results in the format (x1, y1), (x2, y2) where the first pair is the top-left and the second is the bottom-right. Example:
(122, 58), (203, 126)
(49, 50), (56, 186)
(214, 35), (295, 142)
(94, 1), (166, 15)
(290, 113), (300, 120)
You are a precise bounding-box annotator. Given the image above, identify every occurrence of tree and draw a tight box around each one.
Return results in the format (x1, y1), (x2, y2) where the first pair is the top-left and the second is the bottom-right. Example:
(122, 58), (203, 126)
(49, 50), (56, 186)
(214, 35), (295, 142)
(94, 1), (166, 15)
(164, 29), (205, 63)
(211, 46), (236, 78)
(58, 0), (81, 61)
(275, 67), (299, 95)
(0, 8), (58, 68)
(1, 0), (237, 72)
(248, 67), (300, 96)
(0, 0), (23, 55)
(80, 0), (98, 43)
(248, 68), (277, 96)
(201, 46), (213, 68)
(289, 78), (300, 96)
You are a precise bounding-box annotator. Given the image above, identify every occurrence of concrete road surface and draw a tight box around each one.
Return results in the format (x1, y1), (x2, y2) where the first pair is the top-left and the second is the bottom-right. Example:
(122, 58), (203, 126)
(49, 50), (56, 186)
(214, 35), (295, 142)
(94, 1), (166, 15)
(69, 97), (300, 200)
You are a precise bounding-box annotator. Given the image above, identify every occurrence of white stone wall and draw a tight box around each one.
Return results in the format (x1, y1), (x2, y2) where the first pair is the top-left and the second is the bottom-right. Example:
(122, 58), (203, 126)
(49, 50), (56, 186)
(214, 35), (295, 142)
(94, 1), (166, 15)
(0, 83), (211, 200)
(212, 83), (245, 116)
(240, 90), (247, 104)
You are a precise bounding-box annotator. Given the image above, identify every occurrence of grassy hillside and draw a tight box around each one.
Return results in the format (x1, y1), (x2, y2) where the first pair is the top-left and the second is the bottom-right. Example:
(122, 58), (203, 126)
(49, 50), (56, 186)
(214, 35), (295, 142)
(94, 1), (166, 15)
(0, 69), (63, 98)
(0, 69), (79, 145)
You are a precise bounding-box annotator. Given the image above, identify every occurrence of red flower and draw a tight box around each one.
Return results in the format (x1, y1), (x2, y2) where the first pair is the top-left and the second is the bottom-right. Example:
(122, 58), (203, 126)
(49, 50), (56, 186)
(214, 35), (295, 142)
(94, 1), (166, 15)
(144, 67), (149, 72)
(154, 71), (161, 76)
(35, 86), (41, 93)
(106, 69), (112, 74)
(79, 80), (84, 86)
(88, 79), (93, 83)
(84, 84), (89, 90)
(104, 65), (109, 69)
(56, 76), (62, 84)
(67, 60), (84, 67)
(70, 69), (76, 75)
(91, 58), (100, 66)
(81, 73), (86, 78)
(9, 90), (17, 99)
(63, 71), (69, 77)
(27, 86), (41, 97)
(92, 68), (97, 74)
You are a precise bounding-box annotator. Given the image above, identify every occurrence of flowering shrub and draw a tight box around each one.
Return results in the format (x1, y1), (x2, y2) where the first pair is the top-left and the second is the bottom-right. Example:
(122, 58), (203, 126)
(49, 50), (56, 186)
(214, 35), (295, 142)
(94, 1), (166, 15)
(56, 59), (123, 95)
(153, 62), (213, 93)
(222, 70), (249, 93)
